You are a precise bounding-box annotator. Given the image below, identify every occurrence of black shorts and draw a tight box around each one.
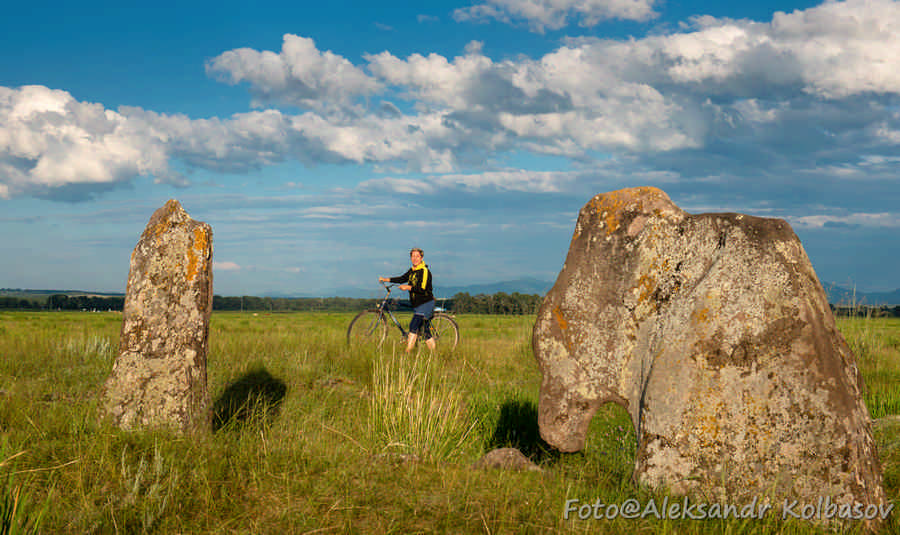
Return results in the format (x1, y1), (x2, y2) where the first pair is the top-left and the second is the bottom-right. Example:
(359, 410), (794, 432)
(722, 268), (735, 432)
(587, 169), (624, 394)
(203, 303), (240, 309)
(409, 300), (435, 338)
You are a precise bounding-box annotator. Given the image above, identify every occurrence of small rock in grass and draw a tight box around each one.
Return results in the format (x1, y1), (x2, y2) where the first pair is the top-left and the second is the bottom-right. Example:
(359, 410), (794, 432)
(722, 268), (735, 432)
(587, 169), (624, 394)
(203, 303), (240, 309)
(473, 448), (542, 472)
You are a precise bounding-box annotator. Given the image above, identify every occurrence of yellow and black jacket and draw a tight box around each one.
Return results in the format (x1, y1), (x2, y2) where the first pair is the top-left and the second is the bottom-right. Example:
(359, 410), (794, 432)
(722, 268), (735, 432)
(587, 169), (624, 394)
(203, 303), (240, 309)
(390, 263), (434, 308)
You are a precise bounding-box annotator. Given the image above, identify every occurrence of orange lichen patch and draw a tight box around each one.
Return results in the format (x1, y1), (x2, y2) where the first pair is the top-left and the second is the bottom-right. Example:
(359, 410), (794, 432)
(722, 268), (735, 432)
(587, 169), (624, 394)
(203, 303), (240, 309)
(192, 226), (208, 253)
(151, 202), (183, 245)
(185, 227), (208, 282)
(693, 405), (724, 447)
(586, 187), (666, 236)
(552, 306), (574, 352)
(634, 186), (664, 197)
(553, 306), (569, 331)
(586, 195), (625, 236)
(687, 386), (727, 448)
(691, 307), (710, 325)
(152, 221), (169, 244)
(635, 273), (656, 304)
(604, 212), (620, 235)
(186, 248), (198, 282)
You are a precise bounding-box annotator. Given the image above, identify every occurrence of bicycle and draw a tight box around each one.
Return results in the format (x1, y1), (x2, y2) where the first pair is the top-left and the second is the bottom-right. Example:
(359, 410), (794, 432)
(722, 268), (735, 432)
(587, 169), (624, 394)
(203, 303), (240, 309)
(347, 282), (459, 350)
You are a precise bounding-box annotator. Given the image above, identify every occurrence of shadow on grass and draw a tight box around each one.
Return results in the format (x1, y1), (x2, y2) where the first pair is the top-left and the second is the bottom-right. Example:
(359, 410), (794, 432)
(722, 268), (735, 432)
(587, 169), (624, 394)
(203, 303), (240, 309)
(212, 368), (287, 432)
(486, 399), (560, 465)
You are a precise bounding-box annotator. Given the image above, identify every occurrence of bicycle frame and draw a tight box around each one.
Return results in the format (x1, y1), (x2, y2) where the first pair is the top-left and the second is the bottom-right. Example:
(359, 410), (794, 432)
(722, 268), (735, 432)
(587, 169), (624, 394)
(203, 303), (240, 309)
(375, 283), (414, 337)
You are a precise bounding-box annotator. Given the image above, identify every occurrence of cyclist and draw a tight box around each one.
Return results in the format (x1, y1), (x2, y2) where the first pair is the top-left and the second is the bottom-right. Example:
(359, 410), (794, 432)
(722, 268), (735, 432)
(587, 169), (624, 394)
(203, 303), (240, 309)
(379, 247), (436, 353)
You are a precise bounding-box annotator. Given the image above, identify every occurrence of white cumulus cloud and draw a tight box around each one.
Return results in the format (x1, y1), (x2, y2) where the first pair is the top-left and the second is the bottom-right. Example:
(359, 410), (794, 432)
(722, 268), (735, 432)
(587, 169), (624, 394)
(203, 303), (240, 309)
(0, 85), (170, 199)
(206, 34), (382, 110)
(610, 0), (900, 99)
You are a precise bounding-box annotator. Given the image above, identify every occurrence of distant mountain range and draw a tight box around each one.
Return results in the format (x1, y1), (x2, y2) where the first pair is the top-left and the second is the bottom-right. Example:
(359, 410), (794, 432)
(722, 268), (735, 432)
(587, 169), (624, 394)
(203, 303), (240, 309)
(2, 283), (555, 301)
(823, 285), (900, 306)
(278, 277), (556, 299)
(258, 280), (900, 304)
(6, 281), (899, 305)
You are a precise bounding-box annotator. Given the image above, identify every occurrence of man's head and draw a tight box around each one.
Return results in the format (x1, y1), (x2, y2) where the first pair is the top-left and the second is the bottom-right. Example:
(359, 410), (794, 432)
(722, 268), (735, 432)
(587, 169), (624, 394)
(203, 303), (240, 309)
(410, 247), (424, 266)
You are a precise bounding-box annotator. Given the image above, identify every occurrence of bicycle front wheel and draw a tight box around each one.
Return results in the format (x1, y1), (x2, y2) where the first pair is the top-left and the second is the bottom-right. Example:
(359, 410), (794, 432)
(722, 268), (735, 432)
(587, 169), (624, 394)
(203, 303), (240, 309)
(347, 310), (388, 347)
(428, 312), (459, 350)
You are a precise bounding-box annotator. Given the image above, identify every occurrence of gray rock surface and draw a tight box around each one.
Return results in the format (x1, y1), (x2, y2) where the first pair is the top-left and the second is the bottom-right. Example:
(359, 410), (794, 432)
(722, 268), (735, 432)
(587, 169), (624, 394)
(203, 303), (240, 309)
(473, 448), (541, 472)
(533, 187), (884, 509)
(101, 200), (213, 432)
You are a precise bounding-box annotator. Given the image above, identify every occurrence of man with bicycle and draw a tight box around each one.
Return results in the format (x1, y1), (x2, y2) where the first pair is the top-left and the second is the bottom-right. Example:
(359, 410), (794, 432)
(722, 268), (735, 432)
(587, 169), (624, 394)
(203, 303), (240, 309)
(379, 247), (436, 353)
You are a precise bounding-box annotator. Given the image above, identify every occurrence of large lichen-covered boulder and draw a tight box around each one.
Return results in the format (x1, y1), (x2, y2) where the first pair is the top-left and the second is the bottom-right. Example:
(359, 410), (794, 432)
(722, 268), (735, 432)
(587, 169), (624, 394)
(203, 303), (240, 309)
(533, 187), (884, 508)
(101, 200), (213, 432)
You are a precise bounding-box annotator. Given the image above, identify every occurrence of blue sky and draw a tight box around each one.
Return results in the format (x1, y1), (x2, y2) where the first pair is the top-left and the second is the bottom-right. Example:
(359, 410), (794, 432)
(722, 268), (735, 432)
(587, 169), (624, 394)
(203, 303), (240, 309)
(2, 0), (899, 297)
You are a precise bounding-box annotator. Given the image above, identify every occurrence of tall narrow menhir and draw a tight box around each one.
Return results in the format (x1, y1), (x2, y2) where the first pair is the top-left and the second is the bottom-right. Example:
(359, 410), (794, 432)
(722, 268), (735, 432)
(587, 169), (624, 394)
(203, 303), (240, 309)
(101, 200), (213, 432)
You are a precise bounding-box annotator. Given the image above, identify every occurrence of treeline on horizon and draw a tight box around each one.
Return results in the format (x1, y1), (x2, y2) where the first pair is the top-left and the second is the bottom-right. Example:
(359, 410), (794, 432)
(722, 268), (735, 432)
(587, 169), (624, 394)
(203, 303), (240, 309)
(0, 291), (545, 315)
(3, 293), (900, 317)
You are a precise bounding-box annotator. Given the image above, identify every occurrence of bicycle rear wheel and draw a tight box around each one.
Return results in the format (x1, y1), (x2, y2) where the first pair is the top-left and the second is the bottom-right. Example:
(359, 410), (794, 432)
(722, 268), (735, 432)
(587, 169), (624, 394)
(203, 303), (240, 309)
(347, 310), (388, 347)
(427, 312), (459, 350)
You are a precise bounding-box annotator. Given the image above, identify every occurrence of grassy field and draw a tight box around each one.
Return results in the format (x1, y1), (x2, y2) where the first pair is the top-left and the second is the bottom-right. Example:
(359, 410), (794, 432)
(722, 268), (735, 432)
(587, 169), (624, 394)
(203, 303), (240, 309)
(0, 311), (898, 534)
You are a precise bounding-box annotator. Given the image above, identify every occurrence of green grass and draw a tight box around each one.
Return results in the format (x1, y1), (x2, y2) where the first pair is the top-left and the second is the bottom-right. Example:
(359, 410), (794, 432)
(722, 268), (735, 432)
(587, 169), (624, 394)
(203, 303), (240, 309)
(840, 317), (900, 419)
(0, 311), (897, 533)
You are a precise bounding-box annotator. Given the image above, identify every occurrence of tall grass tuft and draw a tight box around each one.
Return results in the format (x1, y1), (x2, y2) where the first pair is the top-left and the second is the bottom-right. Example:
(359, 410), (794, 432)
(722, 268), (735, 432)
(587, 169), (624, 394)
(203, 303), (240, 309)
(1, 479), (42, 535)
(57, 335), (114, 361)
(369, 348), (478, 463)
(115, 441), (179, 533)
(1, 452), (47, 535)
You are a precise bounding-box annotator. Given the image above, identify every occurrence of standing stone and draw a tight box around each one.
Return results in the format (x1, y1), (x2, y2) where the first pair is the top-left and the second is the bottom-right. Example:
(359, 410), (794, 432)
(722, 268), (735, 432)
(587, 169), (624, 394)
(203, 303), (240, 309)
(101, 200), (213, 432)
(533, 187), (885, 512)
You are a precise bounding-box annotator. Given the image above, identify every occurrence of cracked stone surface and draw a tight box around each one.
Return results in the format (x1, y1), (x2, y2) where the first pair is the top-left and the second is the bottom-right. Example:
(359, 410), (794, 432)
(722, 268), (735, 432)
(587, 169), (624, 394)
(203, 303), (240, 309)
(101, 200), (213, 432)
(533, 187), (884, 510)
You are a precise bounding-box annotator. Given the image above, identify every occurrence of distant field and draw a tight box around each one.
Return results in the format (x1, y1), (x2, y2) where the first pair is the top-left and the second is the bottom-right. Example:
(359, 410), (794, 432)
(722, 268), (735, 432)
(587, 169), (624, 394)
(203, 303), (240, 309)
(0, 311), (898, 533)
